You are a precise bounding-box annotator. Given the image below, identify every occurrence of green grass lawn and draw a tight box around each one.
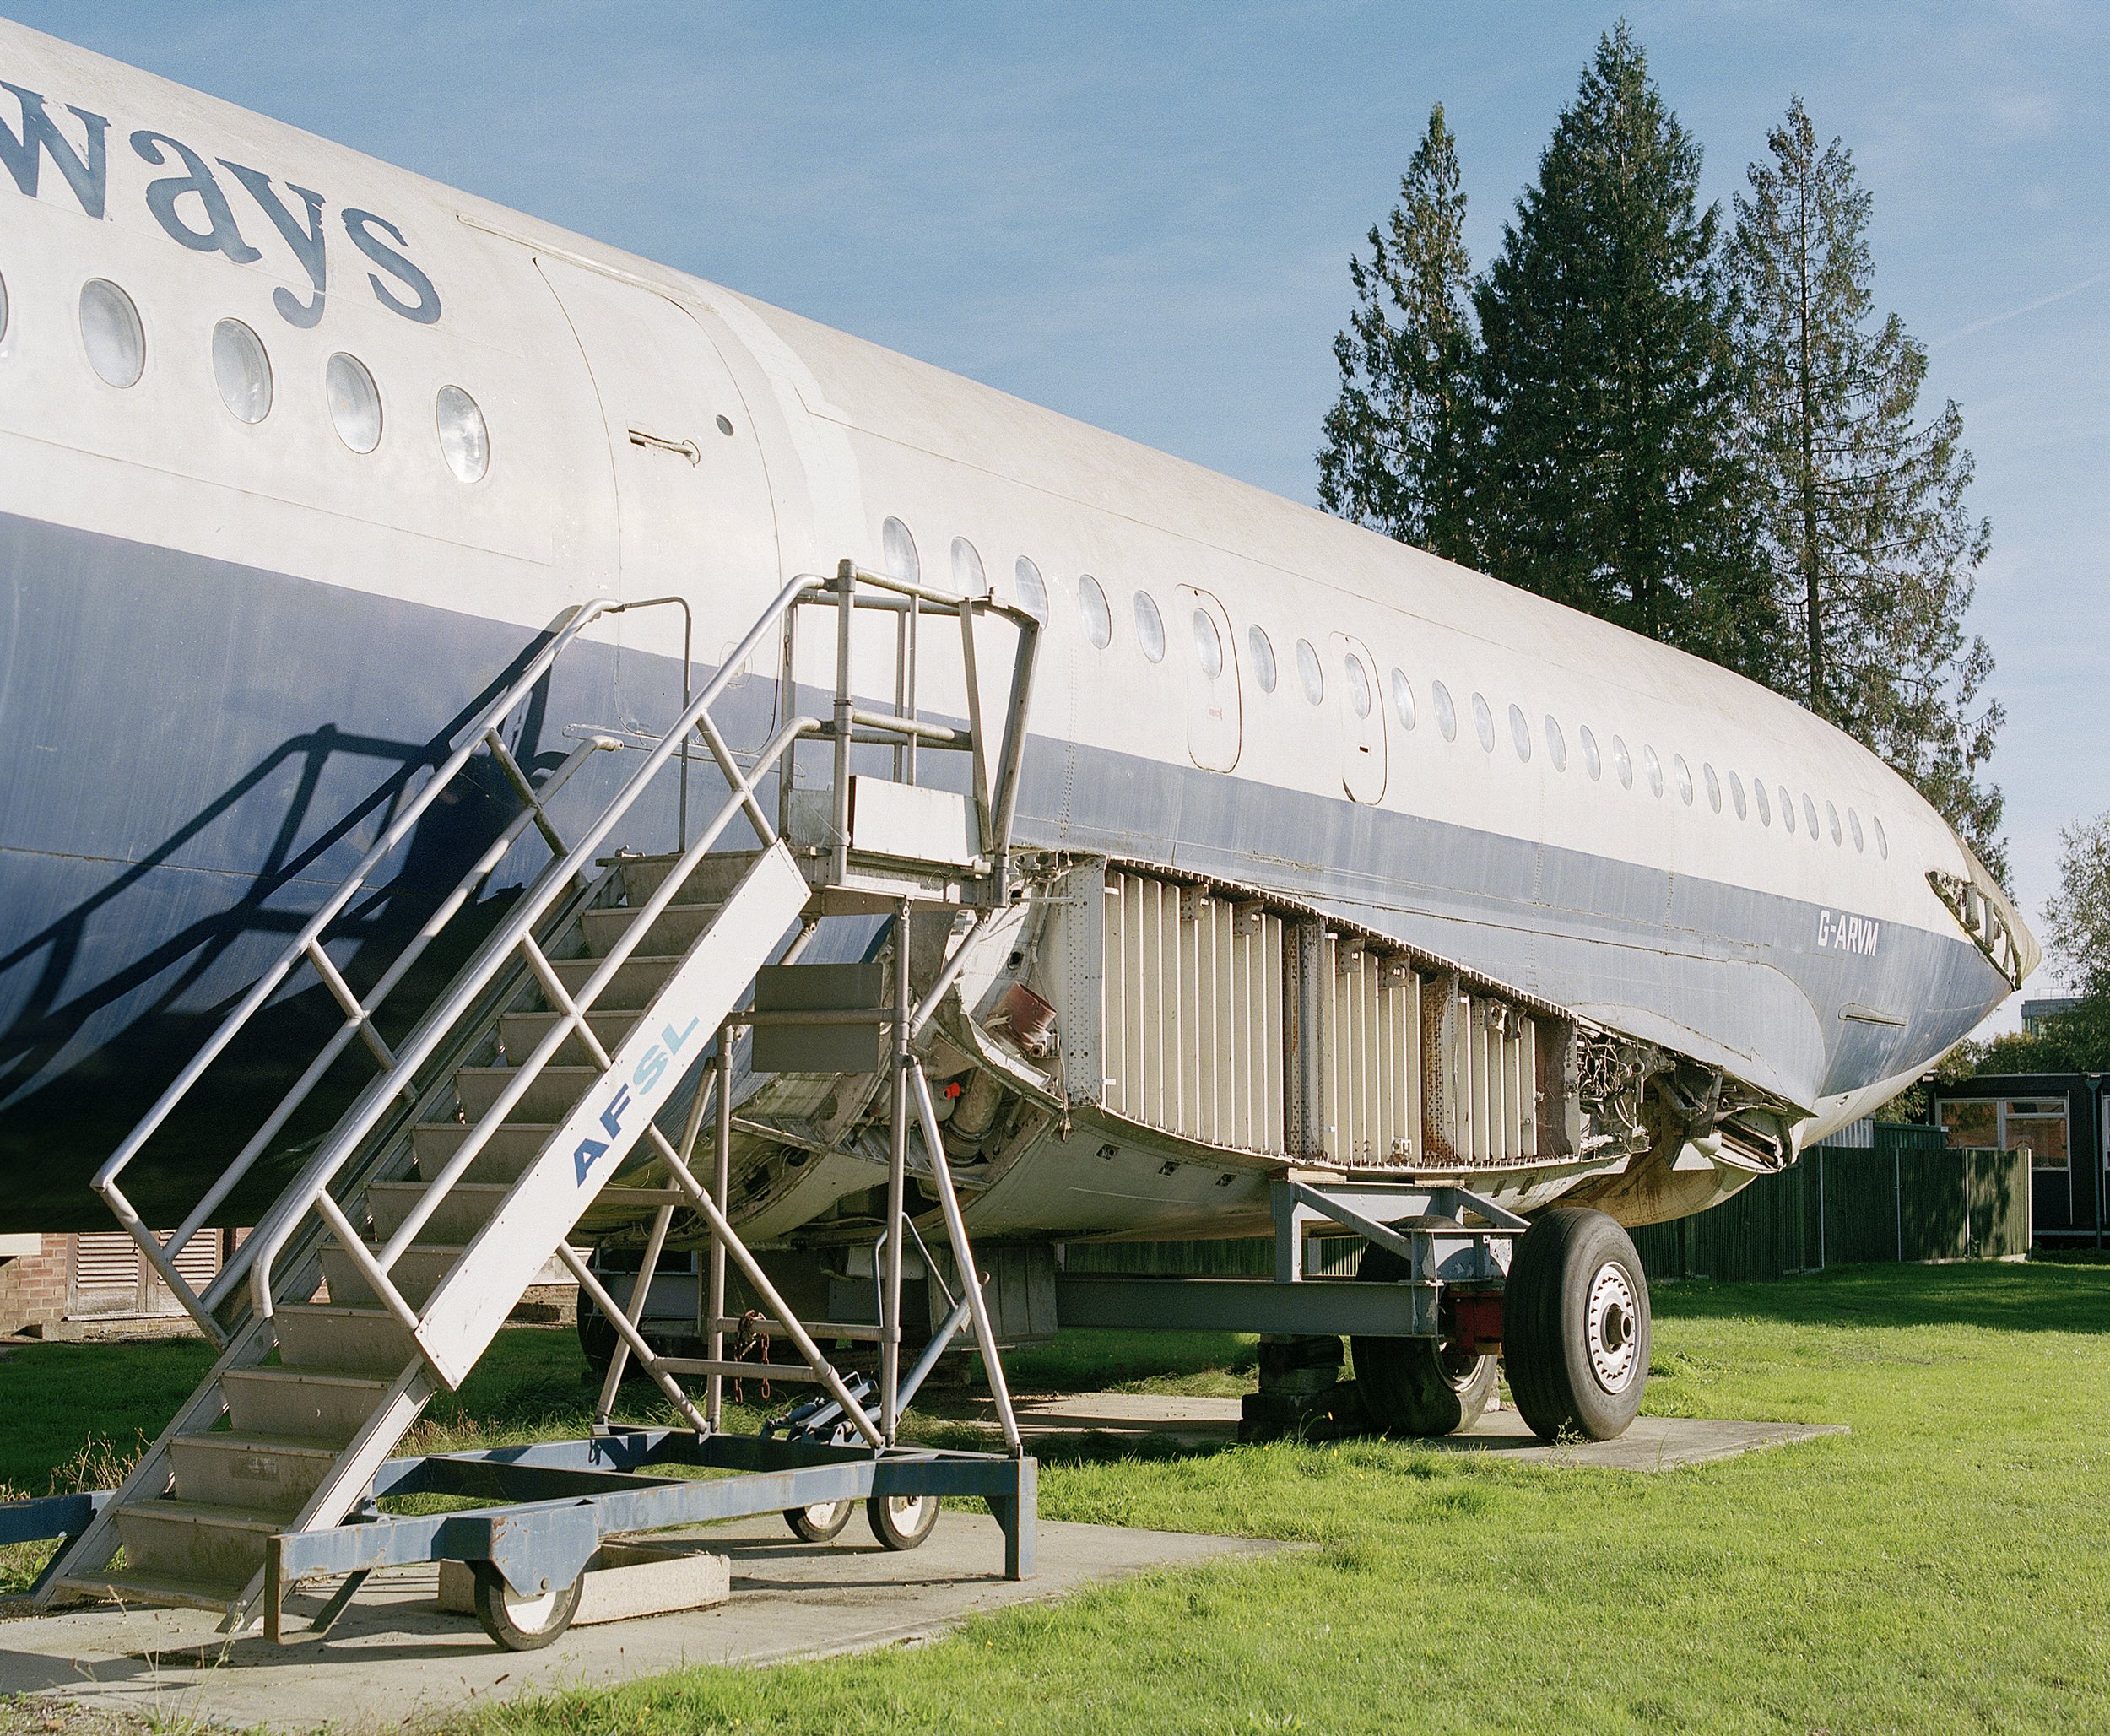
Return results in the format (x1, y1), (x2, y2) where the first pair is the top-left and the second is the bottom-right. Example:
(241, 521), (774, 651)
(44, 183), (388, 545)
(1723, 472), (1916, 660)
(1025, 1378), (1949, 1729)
(1, 1262), (2106, 1732)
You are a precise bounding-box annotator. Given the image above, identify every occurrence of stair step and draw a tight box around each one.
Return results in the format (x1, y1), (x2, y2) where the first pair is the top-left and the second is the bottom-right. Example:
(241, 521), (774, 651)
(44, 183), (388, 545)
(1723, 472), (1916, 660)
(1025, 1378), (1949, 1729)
(367, 1181), (512, 1244)
(320, 1244), (456, 1311)
(114, 1498), (287, 1588)
(273, 1303), (417, 1376)
(60, 1569), (252, 1613)
(222, 1368), (392, 1442)
(616, 850), (761, 908)
(580, 900), (725, 958)
(499, 1009), (641, 1068)
(168, 1433), (340, 1515)
(412, 1122), (554, 1183)
(552, 953), (686, 1011)
(455, 1064), (598, 1123)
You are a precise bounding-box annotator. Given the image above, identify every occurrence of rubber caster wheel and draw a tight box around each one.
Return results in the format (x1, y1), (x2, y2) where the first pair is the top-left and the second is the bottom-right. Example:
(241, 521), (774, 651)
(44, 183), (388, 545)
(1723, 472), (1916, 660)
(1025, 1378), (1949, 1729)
(867, 1492), (940, 1550)
(1504, 1206), (1650, 1442)
(785, 1499), (855, 1543)
(1351, 1226), (1497, 1436)
(469, 1561), (582, 1652)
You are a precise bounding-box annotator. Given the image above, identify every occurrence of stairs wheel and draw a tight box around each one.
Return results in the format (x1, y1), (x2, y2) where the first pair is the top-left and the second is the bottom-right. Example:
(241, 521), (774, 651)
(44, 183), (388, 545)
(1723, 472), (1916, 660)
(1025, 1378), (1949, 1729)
(784, 1500), (855, 1544)
(867, 1492), (940, 1550)
(470, 1561), (583, 1651)
(1350, 1222), (1497, 1436)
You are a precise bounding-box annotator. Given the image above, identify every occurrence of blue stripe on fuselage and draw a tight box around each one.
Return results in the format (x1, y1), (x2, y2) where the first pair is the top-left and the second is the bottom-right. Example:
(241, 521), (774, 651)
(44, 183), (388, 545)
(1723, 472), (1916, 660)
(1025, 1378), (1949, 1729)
(0, 511), (1997, 1226)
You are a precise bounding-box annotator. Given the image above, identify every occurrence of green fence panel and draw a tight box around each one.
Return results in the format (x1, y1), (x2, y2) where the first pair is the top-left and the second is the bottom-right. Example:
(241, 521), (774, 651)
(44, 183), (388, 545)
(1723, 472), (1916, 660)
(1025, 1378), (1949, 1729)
(1821, 1146), (1906, 1265)
(1630, 1220), (1682, 1281)
(1967, 1148), (2030, 1258)
(1899, 1147), (1969, 1261)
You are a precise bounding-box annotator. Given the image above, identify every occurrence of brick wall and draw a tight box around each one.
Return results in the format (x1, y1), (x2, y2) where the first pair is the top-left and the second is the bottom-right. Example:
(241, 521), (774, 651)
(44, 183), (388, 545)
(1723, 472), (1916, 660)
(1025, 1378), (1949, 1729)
(0, 1235), (78, 1334)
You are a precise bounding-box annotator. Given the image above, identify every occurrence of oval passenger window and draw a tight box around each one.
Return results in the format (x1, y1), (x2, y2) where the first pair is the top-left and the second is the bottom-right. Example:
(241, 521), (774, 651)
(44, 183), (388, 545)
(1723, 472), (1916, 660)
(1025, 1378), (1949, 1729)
(1431, 681), (1457, 741)
(1471, 692), (1495, 753)
(326, 352), (382, 452)
(1545, 715), (1566, 771)
(1248, 625), (1277, 692)
(1643, 744), (1664, 798)
(0, 269), (12, 345)
(212, 318), (272, 423)
(1730, 770), (1747, 819)
(1674, 755), (1694, 805)
(1390, 668), (1415, 731)
(1134, 591), (1166, 662)
(1754, 779), (1772, 825)
(80, 279), (144, 387)
(1012, 556), (1049, 625)
(1345, 655), (1372, 719)
(950, 537), (986, 598)
(1078, 575), (1112, 648)
(1296, 640), (1324, 706)
(1850, 809), (1864, 852)
(1192, 608), (1222, 679)
(882, 517), (921, 584)
(1580, 725), (1601, 781)
(436, 384), (488, 483)
(1611, 736), (1633, 789)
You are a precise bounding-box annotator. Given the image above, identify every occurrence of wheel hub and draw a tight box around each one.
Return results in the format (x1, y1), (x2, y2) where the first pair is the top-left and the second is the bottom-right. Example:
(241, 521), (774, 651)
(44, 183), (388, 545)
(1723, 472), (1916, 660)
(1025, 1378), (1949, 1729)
(501, 1582), (562, 1631)
(1585, 1261), (1640, 1393)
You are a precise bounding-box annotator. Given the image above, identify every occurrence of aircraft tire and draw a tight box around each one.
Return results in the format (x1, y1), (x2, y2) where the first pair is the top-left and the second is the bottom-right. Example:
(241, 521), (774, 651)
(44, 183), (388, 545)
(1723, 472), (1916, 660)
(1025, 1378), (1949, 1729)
(576, 1293), (618, 1377)
(1504, 1207), (1650, 1442)
(1351, 1228), (1499, 1436)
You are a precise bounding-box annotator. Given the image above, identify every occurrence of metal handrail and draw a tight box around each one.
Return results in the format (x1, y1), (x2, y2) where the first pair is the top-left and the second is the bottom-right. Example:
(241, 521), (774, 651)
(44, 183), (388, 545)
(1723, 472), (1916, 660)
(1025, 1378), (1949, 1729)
(89, 602), (621, 1335)
(782, 560), (1041, 897)
(90, 557), (1040, 1352)
(90, 595), (697, 1339)
(245, 570), (831, 1325)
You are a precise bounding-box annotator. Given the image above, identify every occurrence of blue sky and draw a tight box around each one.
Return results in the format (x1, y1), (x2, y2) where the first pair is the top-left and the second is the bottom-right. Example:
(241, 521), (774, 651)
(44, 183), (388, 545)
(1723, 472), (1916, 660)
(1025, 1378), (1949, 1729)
(11, 2), (2105, 1015)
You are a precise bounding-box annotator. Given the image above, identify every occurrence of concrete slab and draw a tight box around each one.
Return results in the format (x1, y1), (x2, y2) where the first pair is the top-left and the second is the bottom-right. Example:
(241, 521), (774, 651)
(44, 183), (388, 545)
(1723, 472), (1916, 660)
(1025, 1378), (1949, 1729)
(0, 1514), (1277, 1733)
(999, 1392), (1846, 1468)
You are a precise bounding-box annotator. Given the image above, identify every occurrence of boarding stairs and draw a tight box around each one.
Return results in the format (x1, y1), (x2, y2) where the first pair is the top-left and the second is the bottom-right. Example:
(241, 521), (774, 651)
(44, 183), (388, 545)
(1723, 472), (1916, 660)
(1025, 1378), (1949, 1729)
(37, 563), (1040, 1632)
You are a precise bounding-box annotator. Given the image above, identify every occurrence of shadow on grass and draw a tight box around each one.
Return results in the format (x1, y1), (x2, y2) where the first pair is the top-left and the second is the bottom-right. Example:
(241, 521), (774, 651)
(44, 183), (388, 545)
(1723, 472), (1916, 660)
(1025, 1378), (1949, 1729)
(1002, 1328), (1256, 1392)
(1652, 1257), (2110, 1334)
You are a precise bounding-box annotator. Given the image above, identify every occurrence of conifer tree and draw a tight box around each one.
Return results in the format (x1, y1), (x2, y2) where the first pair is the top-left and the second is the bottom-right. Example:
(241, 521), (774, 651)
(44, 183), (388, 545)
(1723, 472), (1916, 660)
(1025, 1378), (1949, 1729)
(1730, 99), (2004, 873)
(1317, 104), (1477, 564)
(1472, 24), (1768, 673)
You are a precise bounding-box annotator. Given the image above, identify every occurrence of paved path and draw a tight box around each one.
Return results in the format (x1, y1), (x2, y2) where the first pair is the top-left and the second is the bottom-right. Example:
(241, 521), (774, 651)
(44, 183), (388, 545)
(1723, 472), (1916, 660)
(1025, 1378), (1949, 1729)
(0, 1516), (1276, 1733)
(1004, 1392), (1846, 1468)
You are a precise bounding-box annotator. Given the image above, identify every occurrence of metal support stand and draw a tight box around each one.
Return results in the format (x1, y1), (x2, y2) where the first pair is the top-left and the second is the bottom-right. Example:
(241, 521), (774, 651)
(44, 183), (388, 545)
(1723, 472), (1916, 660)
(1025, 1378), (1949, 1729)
(881, 901), (911, 1442)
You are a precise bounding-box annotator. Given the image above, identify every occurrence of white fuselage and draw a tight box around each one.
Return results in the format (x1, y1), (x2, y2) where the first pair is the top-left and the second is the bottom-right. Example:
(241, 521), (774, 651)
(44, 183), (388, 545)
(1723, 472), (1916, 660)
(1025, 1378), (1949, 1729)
(0, 21), (2019, 1231)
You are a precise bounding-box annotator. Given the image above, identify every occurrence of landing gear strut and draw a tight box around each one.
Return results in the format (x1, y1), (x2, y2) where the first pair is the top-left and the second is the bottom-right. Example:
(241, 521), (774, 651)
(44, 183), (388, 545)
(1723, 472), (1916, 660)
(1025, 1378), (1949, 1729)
(1503, 1207), (1651, 1441)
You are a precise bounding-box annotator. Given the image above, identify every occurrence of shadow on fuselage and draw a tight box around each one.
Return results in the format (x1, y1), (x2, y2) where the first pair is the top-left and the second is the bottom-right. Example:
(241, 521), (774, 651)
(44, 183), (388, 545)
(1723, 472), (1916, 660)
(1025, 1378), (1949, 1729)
(0, 679), (580, 1233)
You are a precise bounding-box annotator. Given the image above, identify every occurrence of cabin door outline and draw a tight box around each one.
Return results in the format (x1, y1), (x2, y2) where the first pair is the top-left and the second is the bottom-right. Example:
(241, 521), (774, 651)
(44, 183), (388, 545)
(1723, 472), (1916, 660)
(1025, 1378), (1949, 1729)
(533, 257), (781, 744)
(1179, 587), (1242, 773)
(1330, 631), (1388, 803)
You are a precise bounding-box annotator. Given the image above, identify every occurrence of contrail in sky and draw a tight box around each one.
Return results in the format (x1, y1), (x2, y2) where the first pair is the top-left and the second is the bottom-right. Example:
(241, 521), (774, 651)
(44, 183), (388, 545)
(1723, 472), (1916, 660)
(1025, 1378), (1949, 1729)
(1932, 267), (2110, 349)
